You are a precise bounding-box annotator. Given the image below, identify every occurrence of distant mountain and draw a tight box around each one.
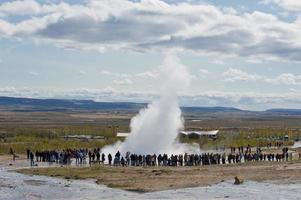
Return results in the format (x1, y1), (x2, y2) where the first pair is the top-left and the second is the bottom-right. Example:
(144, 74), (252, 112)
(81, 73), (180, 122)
(181, 106), (242, 113)
(265, 109), (301, 115)
(0, 96), (300, 115)
(0, 96), (146, 112)
(0, 96), (246, 113)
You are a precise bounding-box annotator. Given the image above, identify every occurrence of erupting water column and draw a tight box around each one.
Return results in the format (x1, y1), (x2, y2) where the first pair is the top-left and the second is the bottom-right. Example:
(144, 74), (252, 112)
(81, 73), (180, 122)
(102, 55), (198, 155)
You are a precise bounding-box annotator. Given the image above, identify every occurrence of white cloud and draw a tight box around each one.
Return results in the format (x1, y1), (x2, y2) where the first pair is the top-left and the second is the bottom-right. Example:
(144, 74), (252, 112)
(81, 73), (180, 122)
(0, 0), (76, 16)
(112, 78), (133, 86)
(223, 68), (301, 85)
(0, 0), (301, 61)
(265, 73), (301, 85)
(181, 91), (301, 110)
(136, 71), (158, 79)
(0, 0), (42, 16)
(262, 0), (301, 11)
(100, 70), (131, 78)
(100, 70), (113, 76)
(223, 68), (262, 82)
(211, 59), (224, 65)
(199, 69), (209, 74)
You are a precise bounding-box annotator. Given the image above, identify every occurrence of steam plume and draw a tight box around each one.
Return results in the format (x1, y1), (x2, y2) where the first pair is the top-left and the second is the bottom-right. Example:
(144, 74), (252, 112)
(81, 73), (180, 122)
(102, 55), (199, 155)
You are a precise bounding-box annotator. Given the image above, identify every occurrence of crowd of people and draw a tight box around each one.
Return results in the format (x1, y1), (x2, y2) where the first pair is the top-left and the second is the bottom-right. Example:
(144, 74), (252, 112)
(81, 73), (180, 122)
(110, 147), (292, 167)
(26, 149), (74, 166)
(24, 145), (294, 167)
(26, 148), (108, 166)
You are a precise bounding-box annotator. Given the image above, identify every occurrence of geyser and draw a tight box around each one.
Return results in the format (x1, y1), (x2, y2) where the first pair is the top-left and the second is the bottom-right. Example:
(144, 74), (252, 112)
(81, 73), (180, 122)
(102, 55), (199, 155)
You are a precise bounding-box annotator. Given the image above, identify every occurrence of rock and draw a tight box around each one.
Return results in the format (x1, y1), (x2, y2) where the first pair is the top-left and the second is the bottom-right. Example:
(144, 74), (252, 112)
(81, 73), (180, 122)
(234, 176), (244, 185)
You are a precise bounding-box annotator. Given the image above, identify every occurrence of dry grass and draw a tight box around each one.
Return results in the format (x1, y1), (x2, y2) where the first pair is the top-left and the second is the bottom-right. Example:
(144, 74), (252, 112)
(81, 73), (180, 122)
(1, 110), (301, 154)
(18, 161), (301, 192)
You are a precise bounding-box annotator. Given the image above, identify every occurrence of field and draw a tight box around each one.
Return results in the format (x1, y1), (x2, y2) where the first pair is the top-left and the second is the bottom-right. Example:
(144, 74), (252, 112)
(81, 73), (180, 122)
(1, 103), (301, 192)
(1, 108), (301, 154)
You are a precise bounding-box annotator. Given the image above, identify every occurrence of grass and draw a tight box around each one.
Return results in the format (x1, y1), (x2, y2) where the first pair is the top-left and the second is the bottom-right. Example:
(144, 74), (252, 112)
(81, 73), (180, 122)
(0, 126), (120, 154)
(0, 127), (299, 154)
(180, 128), (299, 149)
(20, 165), (113, 179)
(0, 138), (119, 154)
(17, 160), (301, 192)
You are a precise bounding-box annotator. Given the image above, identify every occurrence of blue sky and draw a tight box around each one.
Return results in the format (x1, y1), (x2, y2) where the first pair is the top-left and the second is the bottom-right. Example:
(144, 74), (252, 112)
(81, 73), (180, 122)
(0, 0), (301, 110)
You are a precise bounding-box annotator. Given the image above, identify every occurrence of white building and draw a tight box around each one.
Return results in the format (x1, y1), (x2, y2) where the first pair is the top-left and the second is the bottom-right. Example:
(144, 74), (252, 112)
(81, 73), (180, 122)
(179, 130), (219, 137)
(117, 130), (219, 138)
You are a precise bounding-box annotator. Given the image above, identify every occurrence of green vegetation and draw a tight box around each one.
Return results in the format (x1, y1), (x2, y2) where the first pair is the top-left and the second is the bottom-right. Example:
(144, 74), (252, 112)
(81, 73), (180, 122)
(0, 126), (120, 154)
(1, 125), (300, 154)
(180, 128), (300, 150)
(1, 109), (301, 155)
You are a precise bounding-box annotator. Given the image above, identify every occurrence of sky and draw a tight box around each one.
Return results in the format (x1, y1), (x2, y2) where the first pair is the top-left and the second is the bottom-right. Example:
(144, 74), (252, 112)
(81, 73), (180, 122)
(0, 0), (301, 110)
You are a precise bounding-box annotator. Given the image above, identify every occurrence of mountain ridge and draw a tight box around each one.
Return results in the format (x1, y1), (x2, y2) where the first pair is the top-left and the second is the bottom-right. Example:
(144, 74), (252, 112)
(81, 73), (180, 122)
(0, 96), (300, 114)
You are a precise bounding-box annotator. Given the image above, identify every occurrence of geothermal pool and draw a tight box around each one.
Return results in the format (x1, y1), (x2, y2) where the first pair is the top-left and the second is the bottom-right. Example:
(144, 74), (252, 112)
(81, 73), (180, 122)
(1, 165), (301, 200)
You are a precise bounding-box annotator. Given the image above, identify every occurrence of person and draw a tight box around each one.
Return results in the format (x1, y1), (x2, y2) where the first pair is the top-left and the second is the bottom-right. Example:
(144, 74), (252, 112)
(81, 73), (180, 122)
(222, 153), (226, 164)
(26, 149), (30, 159)
(9, 147), (13, 155)
(108, 153), (112, 166)
(96, 151), (100, 161)
(88, 151), (92, 165)
(115, 151), (121, 160)
(121, 157), (125, 167)
(101, 153), (105, 164)
(30, 151), (35, 166)
(10, 147), (17, 161)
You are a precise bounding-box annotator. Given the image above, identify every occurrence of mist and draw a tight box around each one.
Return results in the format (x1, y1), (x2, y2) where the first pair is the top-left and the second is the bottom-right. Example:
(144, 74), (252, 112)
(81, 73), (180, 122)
(102, 55), (199, 155)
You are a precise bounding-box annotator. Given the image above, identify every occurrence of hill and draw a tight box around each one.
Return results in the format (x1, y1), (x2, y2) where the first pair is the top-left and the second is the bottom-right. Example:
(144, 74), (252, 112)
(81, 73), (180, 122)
(0, 96), (300, 115)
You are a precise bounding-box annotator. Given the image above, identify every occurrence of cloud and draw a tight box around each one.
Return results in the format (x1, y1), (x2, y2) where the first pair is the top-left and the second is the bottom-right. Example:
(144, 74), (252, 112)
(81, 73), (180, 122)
(0, 0), (301, 61)
(112, 78), (133, 86)
(0, 0), (42, 16)
(1, 86), (301, 110)
(223, 68), (301, 85)
(265, 73), (301, 85)
(135, 71), (158, 79)
(99, 69), (133, 85)
(261, 0), (301, 11)
(100, 70), (113, 76)
(0, 0), (75, 16)
(100, 70), (131, 78)
(211, 59), (224, 65)
(199, 69), (209, 74)
(223, 68), (262, 82)
(180, 90), (301, 110)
